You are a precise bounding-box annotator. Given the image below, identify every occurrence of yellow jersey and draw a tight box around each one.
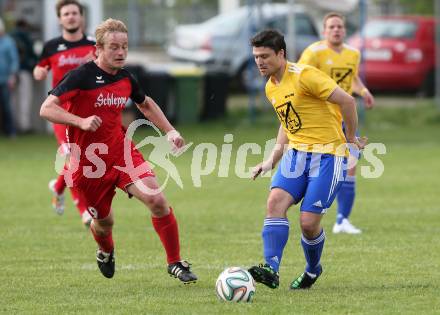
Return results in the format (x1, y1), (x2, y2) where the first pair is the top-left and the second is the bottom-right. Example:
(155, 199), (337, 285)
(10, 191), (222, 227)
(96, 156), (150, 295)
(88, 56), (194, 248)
(298, 41), (360, 95)
(265, 62), (346, 156)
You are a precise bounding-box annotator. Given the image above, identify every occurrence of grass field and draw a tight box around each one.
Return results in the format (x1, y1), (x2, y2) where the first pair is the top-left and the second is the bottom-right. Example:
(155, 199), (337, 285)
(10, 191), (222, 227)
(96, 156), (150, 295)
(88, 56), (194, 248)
(1, 97), (440, 314)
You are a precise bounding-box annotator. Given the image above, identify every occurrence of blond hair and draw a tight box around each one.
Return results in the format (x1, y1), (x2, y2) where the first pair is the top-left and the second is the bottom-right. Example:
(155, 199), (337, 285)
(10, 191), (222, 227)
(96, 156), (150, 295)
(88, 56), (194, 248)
(323, 12), (346, 28)
(95, 18), (128, 46)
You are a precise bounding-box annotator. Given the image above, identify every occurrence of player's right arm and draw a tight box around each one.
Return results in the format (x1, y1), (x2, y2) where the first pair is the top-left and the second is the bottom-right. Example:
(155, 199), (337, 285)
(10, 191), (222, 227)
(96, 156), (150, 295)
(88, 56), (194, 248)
(40, 94), (102, 131)
(40, 68), (101, 131)
(34, 42), (51, 81)
(33, 65), (49, 81)
(252, 124), (288, 180)
(328, 87), (367, 149)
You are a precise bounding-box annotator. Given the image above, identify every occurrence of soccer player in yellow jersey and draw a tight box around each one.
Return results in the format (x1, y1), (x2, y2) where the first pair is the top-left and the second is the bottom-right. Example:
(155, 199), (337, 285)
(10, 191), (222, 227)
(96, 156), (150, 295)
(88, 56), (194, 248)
(299, 12), (374, 234)
(247, 29), (367, 289)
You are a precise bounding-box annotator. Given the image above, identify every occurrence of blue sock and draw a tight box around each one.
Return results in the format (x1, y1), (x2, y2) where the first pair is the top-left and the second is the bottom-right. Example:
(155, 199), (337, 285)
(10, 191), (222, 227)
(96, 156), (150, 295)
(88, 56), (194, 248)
(301, 229), (325, 275)
(262, 217), (289, 272)
(336, 176), (356, 224)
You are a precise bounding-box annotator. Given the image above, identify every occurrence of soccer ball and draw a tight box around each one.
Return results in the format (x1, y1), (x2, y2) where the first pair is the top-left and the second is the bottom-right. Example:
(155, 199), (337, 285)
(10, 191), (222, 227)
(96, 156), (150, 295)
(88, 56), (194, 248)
(215, 267), (256, 302)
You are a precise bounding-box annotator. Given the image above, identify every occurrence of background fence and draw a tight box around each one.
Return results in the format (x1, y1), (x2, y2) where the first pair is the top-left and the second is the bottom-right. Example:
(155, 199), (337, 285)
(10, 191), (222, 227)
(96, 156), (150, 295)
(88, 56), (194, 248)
(104, 1), (217, 47)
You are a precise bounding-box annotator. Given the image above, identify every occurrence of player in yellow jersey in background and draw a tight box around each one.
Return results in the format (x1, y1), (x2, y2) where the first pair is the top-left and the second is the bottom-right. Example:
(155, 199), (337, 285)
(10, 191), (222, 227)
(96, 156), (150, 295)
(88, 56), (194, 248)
(299, 12), (375, 234)
(248, 29), (367, 289)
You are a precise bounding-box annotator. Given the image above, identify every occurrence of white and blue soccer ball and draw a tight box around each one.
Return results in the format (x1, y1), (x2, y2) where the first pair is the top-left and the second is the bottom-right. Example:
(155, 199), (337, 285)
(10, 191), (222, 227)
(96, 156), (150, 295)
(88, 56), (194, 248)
(215, 267), (256, 302)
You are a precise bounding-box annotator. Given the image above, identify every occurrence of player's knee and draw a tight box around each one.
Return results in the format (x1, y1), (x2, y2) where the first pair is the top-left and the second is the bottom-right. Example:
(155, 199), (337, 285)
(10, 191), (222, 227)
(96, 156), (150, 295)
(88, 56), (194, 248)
(266, 195), (287, 217)
(300, 219), (321, 239)
(143, 193), (168, 216)
(92, 218), (113, 236)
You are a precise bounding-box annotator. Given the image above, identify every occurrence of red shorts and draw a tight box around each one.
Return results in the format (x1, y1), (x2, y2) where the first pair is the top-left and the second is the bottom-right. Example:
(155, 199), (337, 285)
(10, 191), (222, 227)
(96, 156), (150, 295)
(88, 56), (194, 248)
(74, 148), (155, 219)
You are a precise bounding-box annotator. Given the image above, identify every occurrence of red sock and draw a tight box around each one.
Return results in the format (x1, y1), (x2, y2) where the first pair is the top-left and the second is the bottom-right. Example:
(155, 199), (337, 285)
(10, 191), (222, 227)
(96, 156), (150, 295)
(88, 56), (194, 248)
(54, 172), (66, 194)
(151, 208), (181, 264)
(70, 187), (88, 216)
(91, 225), (114, 253)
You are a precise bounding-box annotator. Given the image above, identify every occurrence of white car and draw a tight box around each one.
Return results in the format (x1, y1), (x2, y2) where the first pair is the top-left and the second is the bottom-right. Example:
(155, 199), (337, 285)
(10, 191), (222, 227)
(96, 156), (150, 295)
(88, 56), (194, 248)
(167, 3), (319, 88)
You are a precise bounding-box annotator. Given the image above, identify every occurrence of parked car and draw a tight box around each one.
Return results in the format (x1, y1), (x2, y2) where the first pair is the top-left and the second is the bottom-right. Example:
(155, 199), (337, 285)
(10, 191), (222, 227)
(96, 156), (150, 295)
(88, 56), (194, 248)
(167, 3), (319, 88)
(348, 16), (435, 96)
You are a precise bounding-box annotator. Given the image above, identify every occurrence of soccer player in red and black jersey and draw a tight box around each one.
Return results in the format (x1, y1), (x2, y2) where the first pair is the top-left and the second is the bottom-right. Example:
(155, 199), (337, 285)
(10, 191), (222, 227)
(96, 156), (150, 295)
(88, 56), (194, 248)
(39, 18), (197, 283)
(33, 0), (95, 226)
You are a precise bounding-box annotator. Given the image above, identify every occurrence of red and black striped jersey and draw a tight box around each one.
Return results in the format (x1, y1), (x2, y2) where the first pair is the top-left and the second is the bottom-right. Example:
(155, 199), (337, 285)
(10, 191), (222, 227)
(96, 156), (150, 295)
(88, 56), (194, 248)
(50, 61), (145, 167)
(38, 35), (96, 88)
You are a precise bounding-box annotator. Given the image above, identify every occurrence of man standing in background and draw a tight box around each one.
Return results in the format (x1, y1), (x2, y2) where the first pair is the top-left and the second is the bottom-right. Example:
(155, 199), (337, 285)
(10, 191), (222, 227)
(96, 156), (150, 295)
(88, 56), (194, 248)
(0, 17), (19, 138)
(33, 0), (96, 227)
(299, 12), (375, 234)
(11, 18), (38, 134)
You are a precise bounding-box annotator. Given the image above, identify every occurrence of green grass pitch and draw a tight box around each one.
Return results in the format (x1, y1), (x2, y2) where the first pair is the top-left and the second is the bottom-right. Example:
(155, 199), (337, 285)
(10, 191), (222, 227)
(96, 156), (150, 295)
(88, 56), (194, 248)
(1, 98), (439, 314)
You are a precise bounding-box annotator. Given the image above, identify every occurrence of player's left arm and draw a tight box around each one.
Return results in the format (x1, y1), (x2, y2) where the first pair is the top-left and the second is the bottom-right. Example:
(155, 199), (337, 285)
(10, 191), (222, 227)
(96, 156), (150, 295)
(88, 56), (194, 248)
(129, 72), (184, 149)
(352, 75), (375, 109)
(136, 96), (185, 149)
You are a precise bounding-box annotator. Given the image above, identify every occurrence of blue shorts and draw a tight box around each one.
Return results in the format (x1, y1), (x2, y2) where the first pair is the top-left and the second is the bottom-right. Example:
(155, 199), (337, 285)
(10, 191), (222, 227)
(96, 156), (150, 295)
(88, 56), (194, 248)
(270, 149), (347, 214)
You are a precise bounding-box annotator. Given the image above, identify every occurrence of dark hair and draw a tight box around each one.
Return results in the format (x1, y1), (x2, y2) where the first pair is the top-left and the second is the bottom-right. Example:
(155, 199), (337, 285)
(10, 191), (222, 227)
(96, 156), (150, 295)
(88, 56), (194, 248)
(323, 12), (345, 28)
(250, 29), (286, 58)
(56, 0), (83, 17)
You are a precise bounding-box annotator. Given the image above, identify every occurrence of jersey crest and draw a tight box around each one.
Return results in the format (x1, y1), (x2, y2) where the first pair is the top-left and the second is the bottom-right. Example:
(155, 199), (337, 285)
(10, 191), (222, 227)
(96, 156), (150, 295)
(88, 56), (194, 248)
(275, 101), (302, 134)
(331, 67), (353, 91)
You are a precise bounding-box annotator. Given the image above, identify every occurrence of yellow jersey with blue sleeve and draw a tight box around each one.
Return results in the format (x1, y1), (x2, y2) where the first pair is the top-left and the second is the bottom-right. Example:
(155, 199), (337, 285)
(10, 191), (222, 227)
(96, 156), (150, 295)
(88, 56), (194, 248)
(298, 40), (360, 95)
(265, 62), (346, 157)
